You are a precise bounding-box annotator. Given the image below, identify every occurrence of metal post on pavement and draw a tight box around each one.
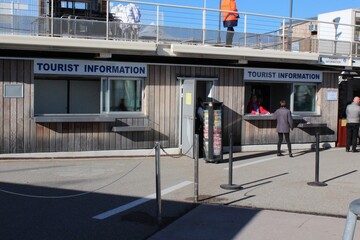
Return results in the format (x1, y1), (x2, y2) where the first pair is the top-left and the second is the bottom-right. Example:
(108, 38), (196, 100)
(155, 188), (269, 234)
(220, 133), (242, 190)
(194, 134), (199, 203)
(155, 142), (162, 225)
(307, 131), (327, 187)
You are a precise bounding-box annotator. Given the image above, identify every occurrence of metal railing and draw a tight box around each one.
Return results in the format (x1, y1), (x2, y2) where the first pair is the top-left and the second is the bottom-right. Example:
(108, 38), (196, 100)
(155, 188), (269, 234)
(0, 0), (359, 58)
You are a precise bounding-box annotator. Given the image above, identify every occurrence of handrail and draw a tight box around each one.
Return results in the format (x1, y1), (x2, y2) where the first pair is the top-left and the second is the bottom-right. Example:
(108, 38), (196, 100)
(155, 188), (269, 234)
(0, 0), (360, 60)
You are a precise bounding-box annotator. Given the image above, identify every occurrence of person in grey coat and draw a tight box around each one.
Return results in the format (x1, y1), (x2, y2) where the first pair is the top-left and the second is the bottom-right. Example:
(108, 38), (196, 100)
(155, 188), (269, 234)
(345, 96), (360, 152)
(273, 100), (294, 157)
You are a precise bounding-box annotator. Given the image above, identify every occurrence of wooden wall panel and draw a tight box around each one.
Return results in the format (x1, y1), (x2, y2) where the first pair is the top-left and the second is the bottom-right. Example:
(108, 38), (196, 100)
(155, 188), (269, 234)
(3, 60), (11, 153)
(0, 59), (338, 153)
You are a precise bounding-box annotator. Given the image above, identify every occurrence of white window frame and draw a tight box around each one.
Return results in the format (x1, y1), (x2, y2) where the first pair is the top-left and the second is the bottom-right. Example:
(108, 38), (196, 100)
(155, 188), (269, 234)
(101, 77), (144, 114)
(291, 83), (318, 114)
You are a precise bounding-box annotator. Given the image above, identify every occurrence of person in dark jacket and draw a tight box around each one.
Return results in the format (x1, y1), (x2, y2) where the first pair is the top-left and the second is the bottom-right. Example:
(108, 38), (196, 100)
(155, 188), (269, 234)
(345, 96), (360, 152)
(273, 100), (293, 157)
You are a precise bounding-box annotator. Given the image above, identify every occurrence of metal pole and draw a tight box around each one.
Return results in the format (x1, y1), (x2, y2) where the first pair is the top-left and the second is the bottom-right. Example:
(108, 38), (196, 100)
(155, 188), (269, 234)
(194, 134), (199, 203)
(156, 5), (159, 44)
(220, 133), (242, 190)
(202, 0), (206, 45)
(288, 0), (293, 51)
(51, 0), (54, 37)
(228, 133), (233, 185)
(282, 18), (285, 51)
(217, 0), (221, 43)
(244, 15), (247, 47)
(343, 209), (357, 240)
(315, 131), (320, 182)
(307, 131), (327, 187)
(155, 142), (162, 224)
(106, 0), (109, 40)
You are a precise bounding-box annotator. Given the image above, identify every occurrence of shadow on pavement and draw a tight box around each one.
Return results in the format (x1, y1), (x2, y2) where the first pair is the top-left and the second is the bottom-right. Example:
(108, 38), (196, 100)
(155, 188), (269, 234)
(0, 182), (195, 240)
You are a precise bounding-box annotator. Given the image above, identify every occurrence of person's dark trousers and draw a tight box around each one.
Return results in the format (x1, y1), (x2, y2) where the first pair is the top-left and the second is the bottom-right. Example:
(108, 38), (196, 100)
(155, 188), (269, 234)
(277, 133), (292, 154)
(226, 27), (234, 46)
(346, 123), (360, 151)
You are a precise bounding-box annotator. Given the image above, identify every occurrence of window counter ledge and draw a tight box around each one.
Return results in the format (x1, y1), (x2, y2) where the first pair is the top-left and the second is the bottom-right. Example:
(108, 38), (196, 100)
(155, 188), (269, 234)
(243, 114), (307, 121)
(34, 113), (148, 123)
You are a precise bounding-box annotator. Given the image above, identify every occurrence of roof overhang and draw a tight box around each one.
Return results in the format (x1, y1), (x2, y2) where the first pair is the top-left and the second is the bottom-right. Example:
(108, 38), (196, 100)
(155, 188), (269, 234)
(170, 44), (319, 64)
(0, 35), (157, 55)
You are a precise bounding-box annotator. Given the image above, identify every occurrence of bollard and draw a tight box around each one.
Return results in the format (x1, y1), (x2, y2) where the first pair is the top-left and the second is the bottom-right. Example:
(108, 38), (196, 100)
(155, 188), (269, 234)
(220, 133), (242, 190)
(155, 142), (162, 225)
(194, 134), (199, 203)
(307, 131), (327, 187)
(343, 198), (360, 240)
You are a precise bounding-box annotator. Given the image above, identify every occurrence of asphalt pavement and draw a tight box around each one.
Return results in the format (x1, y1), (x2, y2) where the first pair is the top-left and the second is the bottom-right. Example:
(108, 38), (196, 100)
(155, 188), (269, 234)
(0, 146), (360, 239)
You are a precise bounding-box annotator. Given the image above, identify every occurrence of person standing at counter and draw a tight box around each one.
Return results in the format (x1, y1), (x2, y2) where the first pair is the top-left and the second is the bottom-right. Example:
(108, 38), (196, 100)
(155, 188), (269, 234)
(273, 100), (293, 157)
(345, 96), (360, 152)
(247, 95), (270, 115)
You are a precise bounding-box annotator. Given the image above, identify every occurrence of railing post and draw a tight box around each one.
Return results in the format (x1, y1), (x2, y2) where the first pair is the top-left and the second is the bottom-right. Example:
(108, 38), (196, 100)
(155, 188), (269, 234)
(156, 5), (160, 44)
(51, 0), (54, 37)
(244, 14), (247, 48)
(106, 0), (109, 40)
(155, 142), (162, 225)
(282, 18), (285, 51)
(202, 0), (206, 45)
(217, 2), (221, 44)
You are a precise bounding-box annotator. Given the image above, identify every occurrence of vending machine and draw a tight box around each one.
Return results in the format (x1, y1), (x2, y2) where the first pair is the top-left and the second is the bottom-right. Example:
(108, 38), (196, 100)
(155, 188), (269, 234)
(203, 102), (223, 163)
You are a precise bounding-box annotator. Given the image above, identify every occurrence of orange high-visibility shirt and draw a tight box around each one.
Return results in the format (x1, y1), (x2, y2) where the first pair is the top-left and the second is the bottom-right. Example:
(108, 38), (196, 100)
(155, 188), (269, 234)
(220, 0), (238, 22)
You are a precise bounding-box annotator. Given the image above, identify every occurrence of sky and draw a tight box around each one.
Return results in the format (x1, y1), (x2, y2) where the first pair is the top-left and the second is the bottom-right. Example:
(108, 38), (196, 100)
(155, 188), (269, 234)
(137, 0), (359, 19)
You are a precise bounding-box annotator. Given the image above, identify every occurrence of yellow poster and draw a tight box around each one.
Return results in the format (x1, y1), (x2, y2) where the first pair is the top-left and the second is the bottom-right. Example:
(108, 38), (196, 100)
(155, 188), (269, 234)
(341, 119), (347, 127)
(186, 93), (192, 105)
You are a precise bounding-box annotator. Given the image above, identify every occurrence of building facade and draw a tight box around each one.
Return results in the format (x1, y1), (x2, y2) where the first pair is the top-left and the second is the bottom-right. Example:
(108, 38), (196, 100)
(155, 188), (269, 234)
(0, 1), (357, 155)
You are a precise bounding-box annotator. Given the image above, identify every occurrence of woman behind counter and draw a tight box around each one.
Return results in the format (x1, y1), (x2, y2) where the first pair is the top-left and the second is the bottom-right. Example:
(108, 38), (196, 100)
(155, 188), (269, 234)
(247, 95), (270, 115)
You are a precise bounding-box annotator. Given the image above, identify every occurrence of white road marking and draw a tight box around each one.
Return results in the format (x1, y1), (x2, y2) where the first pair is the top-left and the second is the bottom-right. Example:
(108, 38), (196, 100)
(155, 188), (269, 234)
(224, 157), (279, 170)
(93, 181), (193, 220)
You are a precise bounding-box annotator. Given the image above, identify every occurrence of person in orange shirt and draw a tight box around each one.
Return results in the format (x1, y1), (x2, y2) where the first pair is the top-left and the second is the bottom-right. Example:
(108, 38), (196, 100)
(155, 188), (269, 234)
(220, 0), (239, 46)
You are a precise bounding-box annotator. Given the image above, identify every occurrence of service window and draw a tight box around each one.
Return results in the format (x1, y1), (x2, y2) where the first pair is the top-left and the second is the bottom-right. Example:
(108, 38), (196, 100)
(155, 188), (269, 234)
(101, 77), (143, 113)
(245, 82), (318, 114)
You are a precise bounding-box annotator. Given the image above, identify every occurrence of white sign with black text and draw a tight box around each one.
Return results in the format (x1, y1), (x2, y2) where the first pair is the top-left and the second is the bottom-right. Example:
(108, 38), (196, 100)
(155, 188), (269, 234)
(244, 68), (322, 83)
(34, 59), (147, 77)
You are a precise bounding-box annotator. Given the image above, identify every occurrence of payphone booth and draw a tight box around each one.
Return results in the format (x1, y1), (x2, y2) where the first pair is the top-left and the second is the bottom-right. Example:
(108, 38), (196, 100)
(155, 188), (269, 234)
(203, 102), (223, 163)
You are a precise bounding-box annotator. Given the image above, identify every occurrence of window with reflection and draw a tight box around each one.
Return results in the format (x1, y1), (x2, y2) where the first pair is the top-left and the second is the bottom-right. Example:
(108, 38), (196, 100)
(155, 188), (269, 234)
(102, 78), (142, 113)
(293, 84), (316, 112)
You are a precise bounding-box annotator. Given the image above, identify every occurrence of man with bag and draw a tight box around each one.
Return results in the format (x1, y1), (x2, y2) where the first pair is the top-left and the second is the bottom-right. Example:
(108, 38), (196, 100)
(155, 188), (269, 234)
(220, 0), (239, 46)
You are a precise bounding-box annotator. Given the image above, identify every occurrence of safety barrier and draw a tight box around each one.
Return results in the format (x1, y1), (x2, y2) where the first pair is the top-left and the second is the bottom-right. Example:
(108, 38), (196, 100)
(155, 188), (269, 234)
(1, 0), (360, 57)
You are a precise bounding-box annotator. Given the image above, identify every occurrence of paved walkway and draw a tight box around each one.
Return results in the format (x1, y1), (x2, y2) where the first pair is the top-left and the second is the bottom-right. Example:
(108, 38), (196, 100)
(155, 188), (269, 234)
(0, 147), (360, 239)
(149, 147), (360, 240)
(149, 205), (356, 240)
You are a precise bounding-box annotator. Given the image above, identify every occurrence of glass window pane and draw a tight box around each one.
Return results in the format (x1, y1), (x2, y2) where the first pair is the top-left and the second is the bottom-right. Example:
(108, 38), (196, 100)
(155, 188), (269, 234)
(69, 80), (100, 114)
(109, 79), (142, 112)
(34, 79), (68, 114)
(294, 84), (316, 112)
(102, 79), (108, 112)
